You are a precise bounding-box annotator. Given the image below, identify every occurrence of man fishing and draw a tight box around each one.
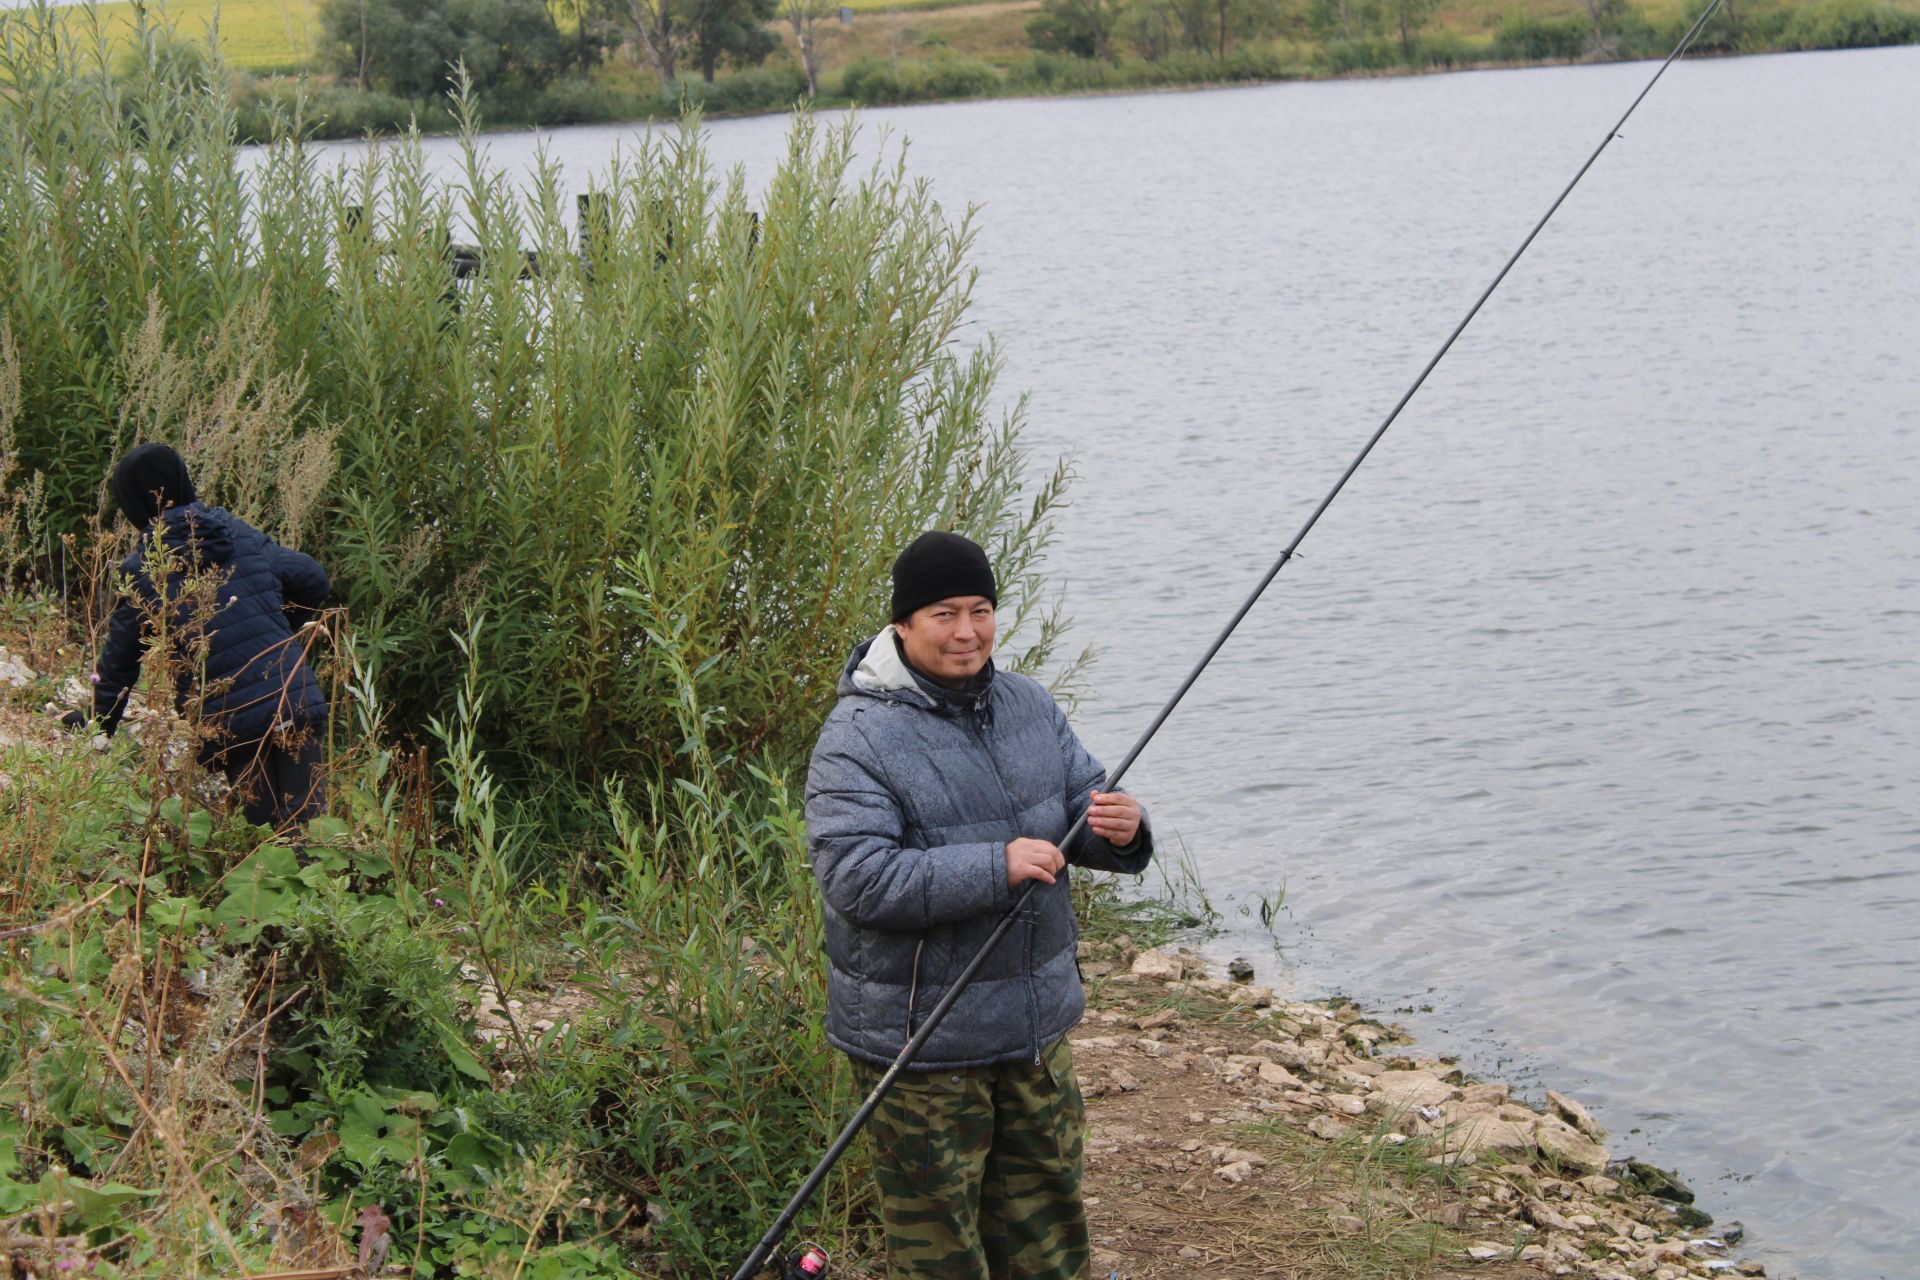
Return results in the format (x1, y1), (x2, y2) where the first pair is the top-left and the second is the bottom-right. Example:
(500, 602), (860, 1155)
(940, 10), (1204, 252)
(805, 531), (1152, 1280)
(65, 443), (331, 831)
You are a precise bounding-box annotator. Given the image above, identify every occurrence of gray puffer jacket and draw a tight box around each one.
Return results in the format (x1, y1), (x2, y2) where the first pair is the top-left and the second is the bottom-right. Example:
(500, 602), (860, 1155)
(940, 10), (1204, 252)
(805, 629), (1153, 1070)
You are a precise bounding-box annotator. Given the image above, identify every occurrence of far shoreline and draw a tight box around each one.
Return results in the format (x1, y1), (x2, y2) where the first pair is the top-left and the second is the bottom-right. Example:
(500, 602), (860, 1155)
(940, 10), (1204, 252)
(251, 40), (1910, 146)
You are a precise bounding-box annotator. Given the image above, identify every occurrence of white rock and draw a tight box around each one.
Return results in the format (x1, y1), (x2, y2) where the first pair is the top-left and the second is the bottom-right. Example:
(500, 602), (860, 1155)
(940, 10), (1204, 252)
(0, 650), (35, 687)
(1129, 949), (1184, 981)
(1257, 1060), (1303, 1089)
(1216, 1160), (1256, 1184)
(1525, 1198), (1574, 1232)
(1547, 1089), (1607, 1142)
(1444, 1113), (1537, 1157)
(1210, 1147), (1268, 1167)
(1108, 1067), (1141, 1093)
(1467, 1242), (1510, 1261)
(1262, 1042), (1316, 1069)
(1324, 1093), (1368, 1117)
(1306, 1115), (1349, 1142)
(1135, 1038), (1174, 1058)
(1535, 1116), (1610, 1174)
(1367, 1069), (1461, 1112)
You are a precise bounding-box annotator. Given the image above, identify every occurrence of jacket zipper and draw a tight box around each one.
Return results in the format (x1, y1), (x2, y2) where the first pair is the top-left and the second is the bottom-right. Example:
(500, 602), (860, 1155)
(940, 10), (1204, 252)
(963, 711), (1040, 1065)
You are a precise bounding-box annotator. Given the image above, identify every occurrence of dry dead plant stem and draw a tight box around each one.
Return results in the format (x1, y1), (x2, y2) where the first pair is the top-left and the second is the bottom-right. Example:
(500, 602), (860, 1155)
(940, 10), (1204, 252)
(506, 1172), (569, 1280)
(15, 987), (257, 1276)
(0, 884), (116, 940)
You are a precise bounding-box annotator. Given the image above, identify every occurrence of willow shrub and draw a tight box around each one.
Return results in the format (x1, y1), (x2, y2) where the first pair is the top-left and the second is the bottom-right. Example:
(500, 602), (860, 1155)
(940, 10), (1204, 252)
(0, 2), (1076, 794)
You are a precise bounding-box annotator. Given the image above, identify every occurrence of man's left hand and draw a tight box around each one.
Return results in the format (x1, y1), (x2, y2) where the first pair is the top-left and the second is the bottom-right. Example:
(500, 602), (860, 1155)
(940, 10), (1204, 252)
(1086, 790), (1140, 847)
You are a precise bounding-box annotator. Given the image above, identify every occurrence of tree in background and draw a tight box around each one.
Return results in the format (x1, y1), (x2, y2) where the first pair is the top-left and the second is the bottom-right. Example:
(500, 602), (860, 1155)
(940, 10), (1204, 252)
(610, 0), (777, 88)
(1385, 0), (1435, 55)
(1168, 0), (1215, 54)
(1204, 0), (1281, 56)
(616, 0), (689, 83)
(694, 0), (780, 82)
(1118, 0), (1176, 57)
(782, 0), (828, 95)
(543, 0), (611, 77)
(1026, 0), (1123, 58)
(1307, 0), (1378, 40)
(1103, 0), (1279, 59)
(319, 0), (575, 97)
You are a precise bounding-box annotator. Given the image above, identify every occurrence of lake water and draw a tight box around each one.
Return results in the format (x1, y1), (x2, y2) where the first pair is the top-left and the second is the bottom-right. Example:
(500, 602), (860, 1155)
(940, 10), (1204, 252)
(307, 46), (1920, 1278)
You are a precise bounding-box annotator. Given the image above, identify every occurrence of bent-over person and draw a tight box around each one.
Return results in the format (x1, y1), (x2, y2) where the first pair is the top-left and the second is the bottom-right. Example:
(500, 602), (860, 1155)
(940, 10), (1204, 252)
(76, 443), (331, 831)
(805, 531), (1153, 1280)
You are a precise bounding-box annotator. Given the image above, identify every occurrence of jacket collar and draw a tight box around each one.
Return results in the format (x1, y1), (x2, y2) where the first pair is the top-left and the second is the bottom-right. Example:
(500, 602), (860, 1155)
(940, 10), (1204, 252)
(844, 628), (995, 715)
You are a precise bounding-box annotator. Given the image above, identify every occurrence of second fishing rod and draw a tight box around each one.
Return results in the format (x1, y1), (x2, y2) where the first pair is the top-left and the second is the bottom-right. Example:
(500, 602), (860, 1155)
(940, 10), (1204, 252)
(731, 2), (1725, 1274)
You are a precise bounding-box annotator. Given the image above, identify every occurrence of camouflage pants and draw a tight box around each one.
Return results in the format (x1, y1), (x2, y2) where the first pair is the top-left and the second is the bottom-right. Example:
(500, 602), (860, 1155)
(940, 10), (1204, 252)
(850, 1038), (1090, 1280)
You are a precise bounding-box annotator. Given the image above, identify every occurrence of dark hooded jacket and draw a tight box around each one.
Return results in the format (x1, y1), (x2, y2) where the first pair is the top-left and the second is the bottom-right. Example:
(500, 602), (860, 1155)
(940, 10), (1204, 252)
(804, 629), (1153, 1070)
(92, 502), (329, 741)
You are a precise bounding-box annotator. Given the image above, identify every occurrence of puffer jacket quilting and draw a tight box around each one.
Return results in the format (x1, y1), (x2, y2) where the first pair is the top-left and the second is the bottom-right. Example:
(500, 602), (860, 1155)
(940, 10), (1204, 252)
(93, 503), (329, 742)
(805, 629), (1152, 1070)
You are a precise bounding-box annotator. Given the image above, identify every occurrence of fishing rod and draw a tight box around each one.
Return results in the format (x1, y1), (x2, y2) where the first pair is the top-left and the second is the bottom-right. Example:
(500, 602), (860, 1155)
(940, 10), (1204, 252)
(732, 3), (1726, 1274)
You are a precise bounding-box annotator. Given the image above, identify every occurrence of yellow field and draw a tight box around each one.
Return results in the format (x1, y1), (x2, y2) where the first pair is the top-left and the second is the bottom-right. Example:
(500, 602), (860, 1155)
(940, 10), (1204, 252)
(75, 0), (323, 72)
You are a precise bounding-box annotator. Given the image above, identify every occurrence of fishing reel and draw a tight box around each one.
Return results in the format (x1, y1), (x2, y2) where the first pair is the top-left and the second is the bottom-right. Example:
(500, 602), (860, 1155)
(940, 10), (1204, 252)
(778, 1243), (829, 1278)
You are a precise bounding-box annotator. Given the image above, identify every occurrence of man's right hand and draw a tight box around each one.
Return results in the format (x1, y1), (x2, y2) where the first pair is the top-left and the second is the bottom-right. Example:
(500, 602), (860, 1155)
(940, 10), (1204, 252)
(1006, 837), (1065, 887)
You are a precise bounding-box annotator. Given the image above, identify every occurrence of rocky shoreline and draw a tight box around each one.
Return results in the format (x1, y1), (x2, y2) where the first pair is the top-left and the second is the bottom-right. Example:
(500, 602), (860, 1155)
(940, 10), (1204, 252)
(1071, 939), (1765, 1279)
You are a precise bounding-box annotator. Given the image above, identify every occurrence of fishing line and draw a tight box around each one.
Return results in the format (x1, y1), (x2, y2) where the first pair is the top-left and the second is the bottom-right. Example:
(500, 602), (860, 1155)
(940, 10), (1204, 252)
(732, 3), (1726, 1273)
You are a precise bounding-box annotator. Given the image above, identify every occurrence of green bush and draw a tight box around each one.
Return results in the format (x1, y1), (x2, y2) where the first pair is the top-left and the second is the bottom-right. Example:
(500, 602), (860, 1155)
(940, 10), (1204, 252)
(921, 51), (1005, 96)
(1781, 0), (1920, 48)
(1026, 0), (1114, 58)
(316, 0), (583, 99)
(838, 52), (1005, 103)
(522, 72), (650, 124)
(1320, 35), (1400, 70)
(1012, 49), (1129, 89)
(1409, 29), (1479, 66)
(1491, 10), (1590, 59)
(678, 62), (811, 112)
(0, 5), (1075, 799)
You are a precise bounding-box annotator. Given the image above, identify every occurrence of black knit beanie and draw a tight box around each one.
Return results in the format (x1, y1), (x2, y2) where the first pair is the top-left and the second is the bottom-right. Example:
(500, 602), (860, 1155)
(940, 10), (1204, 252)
(891, 531), (998, 622)
(110, 443), (197, 530)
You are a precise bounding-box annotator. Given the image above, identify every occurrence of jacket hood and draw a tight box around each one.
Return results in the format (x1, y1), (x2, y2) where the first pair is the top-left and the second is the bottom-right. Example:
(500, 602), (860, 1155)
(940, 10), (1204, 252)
(151, 503), (235, 568)
(111, 443), (197, 530)
(839, 629), (932, 706)
(837, 628), (994, 714)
